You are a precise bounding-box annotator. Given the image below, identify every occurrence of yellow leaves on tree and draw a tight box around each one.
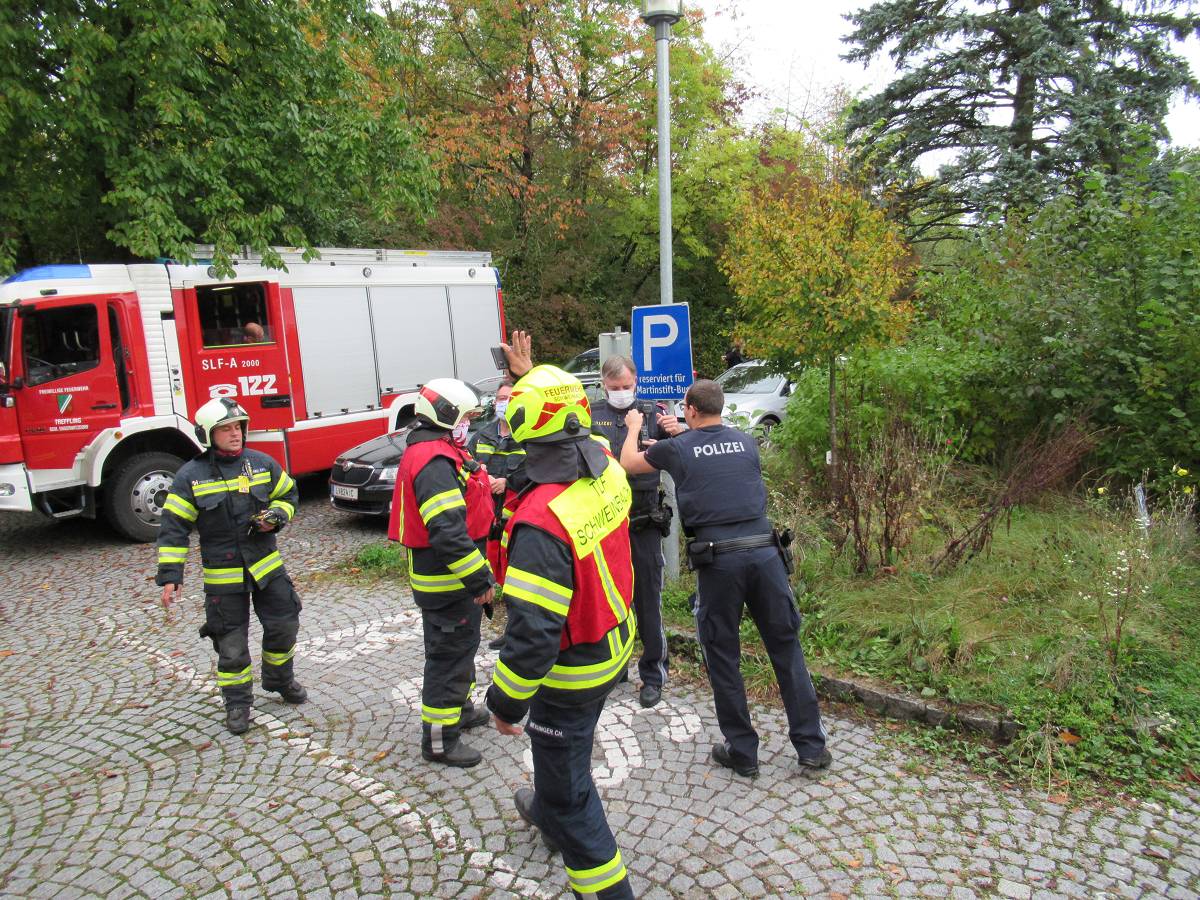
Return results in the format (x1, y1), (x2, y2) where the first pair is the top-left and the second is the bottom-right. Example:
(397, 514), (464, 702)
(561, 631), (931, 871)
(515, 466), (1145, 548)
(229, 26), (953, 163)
(721, 176), (912, 369)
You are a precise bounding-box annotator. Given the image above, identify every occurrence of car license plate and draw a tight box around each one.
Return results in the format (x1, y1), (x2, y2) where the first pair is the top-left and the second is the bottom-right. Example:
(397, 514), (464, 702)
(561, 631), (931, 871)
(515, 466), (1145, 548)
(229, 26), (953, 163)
(332, 484), (358, 501)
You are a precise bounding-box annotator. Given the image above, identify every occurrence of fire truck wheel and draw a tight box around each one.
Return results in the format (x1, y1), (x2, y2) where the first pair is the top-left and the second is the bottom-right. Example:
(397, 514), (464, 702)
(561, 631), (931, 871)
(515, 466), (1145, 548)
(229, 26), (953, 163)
(104, 451), (184, 543)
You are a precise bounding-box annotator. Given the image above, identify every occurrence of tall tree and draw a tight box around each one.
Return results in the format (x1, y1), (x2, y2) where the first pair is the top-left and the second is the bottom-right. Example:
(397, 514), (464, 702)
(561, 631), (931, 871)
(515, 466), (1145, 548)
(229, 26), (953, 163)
(721, 166), (912, 472)
(843, 0), (1200, 237)
(0, 0), (434, 275)
(383, 1), (741, 360)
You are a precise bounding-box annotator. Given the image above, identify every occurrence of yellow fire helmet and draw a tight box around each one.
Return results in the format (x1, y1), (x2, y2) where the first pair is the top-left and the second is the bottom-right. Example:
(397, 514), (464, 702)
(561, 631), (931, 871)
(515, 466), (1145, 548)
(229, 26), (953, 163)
(506, 365), (593, 444)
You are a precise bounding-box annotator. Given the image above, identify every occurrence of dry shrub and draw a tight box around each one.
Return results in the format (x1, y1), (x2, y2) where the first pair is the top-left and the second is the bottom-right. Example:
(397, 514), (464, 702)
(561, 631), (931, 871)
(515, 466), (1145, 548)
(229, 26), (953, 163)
(831, 395), (956, 573)
(933, 421), (1097, 571)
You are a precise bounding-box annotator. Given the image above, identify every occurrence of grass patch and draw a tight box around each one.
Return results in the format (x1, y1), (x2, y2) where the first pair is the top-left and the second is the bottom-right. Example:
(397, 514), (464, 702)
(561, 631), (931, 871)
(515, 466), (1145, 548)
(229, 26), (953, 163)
(334, 541), (409, 583)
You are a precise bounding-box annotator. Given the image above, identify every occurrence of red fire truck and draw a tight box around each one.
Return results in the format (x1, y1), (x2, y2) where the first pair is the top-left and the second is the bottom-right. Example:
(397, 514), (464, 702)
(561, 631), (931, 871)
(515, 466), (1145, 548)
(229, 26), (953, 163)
(0, 247), (504, 540)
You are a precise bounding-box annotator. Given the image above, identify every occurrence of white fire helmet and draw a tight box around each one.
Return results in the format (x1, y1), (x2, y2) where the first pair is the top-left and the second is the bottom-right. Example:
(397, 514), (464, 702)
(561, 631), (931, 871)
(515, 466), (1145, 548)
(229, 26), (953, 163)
(194, 397), (250, 447)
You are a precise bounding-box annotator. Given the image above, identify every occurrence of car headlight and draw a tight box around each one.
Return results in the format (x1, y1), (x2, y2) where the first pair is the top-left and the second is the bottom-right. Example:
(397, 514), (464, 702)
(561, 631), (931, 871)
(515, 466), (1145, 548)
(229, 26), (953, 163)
(378, 466), (398, 482)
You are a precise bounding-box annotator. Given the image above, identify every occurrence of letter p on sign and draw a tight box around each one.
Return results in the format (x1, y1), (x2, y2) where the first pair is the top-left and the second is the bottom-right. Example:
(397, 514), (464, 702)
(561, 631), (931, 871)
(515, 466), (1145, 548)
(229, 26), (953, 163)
(641, 314), (678, 371)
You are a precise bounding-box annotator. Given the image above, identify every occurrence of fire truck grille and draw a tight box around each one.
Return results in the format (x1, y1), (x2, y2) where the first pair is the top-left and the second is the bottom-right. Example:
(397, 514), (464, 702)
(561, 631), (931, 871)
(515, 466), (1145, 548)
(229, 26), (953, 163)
(332, 463), (373, 486)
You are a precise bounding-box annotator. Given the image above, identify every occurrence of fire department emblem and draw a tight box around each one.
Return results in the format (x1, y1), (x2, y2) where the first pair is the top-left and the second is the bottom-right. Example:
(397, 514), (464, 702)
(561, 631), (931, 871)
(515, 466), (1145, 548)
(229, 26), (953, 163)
(56, 394), (72, 414)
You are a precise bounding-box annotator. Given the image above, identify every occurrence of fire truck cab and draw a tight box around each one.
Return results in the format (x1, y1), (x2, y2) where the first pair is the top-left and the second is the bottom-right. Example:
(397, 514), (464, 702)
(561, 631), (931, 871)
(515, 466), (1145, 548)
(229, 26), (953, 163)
(0, 247), (504, 540)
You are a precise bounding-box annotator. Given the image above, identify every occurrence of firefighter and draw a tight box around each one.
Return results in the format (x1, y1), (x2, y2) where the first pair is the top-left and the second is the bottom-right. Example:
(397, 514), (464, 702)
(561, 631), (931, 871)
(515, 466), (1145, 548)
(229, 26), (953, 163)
(389, 378), (496, 767)
(468, 381), (528, 648)
(485, 342), (636, 900)
(619, 379), (831, 779)
(589, 354), (680, 708)
(156, 398), (306, 736)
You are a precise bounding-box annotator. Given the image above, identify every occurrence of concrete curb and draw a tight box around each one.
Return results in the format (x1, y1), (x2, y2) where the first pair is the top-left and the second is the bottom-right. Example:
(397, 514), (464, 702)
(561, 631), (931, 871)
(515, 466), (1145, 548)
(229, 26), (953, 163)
(664, 627), (1022, 745)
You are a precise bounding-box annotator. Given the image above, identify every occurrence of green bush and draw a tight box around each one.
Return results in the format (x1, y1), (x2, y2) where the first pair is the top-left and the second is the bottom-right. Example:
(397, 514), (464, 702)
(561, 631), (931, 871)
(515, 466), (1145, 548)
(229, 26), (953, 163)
(774, 155), (1200, 490)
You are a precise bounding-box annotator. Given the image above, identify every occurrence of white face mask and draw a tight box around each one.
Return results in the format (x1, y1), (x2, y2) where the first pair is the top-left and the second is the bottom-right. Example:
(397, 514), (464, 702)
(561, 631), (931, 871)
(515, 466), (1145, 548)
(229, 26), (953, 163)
(606, 388), (635, 410)
(494, 400), (509, 418)
(451, 421), (470, 445)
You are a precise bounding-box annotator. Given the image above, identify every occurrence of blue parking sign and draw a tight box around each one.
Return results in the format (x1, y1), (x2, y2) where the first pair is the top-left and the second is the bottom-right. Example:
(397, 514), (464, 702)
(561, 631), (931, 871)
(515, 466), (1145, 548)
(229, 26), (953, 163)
(631, 303), (693, 401)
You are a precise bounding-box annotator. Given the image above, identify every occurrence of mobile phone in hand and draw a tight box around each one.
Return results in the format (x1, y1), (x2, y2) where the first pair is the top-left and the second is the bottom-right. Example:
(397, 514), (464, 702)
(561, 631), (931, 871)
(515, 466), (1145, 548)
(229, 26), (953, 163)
(490, 346), (508, 370)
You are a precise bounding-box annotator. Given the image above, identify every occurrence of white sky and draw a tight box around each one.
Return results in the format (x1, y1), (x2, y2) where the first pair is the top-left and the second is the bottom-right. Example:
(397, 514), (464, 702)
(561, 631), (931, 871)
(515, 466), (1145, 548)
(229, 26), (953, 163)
(692, 0), (1200, 151)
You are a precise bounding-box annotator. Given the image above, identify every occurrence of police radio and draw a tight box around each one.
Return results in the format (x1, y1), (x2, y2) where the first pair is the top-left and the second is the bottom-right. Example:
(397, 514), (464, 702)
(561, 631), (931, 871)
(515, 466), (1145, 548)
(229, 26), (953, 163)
(635, 400), (665, 449)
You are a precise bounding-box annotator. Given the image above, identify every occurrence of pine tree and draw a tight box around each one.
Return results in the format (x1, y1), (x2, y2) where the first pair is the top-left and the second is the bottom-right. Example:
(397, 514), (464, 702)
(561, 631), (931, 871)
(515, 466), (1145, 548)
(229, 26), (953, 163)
(843, 0), (1200, 237)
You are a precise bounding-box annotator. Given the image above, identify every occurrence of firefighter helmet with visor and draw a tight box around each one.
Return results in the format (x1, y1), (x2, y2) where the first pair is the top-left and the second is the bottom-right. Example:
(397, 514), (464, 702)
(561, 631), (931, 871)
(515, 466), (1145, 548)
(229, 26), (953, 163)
(506, 366), (592, 444)
(194, 397), (250, 447)
(415, 378), (483, 430)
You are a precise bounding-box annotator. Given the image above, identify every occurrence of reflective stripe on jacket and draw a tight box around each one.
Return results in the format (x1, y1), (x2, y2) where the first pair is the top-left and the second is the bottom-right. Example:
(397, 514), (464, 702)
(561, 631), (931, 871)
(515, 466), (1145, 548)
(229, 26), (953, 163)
(389, 433), (493, 547)
(154, 449), (298, 595)
(486, 454), (635, 722)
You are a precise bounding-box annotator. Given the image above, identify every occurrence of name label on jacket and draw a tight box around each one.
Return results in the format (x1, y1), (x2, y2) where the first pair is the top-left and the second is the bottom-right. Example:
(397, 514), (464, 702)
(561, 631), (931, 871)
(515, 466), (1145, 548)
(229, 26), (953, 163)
(693, 440), (747, 457)
(548, 460), (632, 558)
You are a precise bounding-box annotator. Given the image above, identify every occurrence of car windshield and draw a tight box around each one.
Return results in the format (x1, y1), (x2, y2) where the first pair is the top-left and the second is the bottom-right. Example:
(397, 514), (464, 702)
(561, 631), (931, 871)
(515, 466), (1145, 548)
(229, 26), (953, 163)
(717, 364), (783, 395)
(563, 349), (598, 374)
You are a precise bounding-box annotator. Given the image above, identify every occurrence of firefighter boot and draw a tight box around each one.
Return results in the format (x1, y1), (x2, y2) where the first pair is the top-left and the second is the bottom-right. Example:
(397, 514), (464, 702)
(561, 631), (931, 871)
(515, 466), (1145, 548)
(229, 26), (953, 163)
(421, 722), (482, 767)
(226, 707), (250, 735)
(271, 681), (308, 704)
(514, 788), (560, 853)
(460, 701), (491, 730)
(421, 739), (483, 768)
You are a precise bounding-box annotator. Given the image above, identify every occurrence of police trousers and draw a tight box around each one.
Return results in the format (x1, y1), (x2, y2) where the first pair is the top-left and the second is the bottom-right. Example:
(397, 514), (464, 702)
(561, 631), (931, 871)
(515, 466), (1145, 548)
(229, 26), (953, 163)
(693, 545), (826, 767)
(630, 522), (668, 689)
(526, 694), (634, 899)
(203, 574), (301, 710)
(417, 592), (482, 753)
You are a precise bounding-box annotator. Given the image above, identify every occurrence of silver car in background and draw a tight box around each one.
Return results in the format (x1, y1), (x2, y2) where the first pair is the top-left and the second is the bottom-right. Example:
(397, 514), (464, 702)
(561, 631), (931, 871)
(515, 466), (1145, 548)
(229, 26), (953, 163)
(716, 361), (793, 439)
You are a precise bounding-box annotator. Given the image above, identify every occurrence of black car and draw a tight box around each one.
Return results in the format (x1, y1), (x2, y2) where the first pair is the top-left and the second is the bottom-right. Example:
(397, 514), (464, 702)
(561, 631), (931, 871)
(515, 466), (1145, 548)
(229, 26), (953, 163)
(562, 346), (604, 401)
(329, 377), (505, 516)
(329, 427), (413, 515)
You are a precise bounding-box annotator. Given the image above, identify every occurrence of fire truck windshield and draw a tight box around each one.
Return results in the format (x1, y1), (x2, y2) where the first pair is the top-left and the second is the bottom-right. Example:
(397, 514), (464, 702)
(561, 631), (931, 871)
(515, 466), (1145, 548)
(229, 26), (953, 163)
(0, 307), (12, 386)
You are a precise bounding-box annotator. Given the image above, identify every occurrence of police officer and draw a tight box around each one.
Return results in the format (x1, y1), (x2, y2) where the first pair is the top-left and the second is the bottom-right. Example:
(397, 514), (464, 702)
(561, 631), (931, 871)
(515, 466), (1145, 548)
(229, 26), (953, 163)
(589, 355), (678, 708)
(156, 398), (306, 736)
(389, 378), (496, 767)
(485, 335), (635, 900)
(469, 380), (528, 647)
(619, 379), (831, 779)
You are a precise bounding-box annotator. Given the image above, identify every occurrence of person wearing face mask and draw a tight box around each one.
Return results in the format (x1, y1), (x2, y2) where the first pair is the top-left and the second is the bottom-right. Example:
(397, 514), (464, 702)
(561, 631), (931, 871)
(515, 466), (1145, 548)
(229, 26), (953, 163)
(389, 378), (497, 767)
(469, 381), (529, 648)
(588, 355), (682, 708)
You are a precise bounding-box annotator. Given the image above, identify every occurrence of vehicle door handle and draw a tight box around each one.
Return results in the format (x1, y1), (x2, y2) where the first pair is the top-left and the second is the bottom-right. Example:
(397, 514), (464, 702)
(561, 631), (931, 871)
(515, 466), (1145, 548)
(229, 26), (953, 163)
(261, 395), (292, 409)
(92, 402), (118, 410)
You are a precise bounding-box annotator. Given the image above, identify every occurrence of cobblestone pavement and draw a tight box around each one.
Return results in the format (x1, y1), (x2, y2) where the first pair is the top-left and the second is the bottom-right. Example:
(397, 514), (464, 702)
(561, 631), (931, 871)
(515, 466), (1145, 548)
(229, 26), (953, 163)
(2, 478), (1198, 899)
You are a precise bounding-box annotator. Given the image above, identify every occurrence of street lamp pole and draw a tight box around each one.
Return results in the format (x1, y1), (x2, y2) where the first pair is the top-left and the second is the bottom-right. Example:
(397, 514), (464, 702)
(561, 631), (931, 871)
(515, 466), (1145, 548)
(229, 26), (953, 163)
(641, 1), (684, 580)
(641, 1), (682, 306)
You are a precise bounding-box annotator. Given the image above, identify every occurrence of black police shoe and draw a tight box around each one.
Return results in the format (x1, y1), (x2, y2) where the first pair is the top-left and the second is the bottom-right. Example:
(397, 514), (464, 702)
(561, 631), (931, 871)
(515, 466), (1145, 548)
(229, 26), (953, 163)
(422, 741), (483, 768)
(270, 681), (308, 704)
(639, 684), (662, 708)
(514, 788), (560, 853)
(711, 743), (759, 778)
(487, 634), (506, 651)
(226, 707), (250, 735)
(460, 703), (491, 730)
(797, 749), (833, 776)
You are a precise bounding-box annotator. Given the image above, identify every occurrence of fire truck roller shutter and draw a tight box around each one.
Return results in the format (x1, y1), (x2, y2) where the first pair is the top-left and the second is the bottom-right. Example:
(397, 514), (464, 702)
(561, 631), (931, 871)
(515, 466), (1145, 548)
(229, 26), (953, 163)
(368, 285), (455, 393)
(447, 285), (504, 386)
(290, 287), (380, 417)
